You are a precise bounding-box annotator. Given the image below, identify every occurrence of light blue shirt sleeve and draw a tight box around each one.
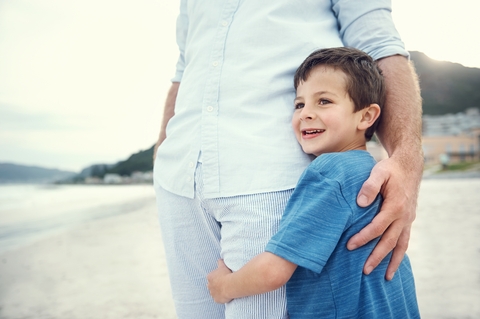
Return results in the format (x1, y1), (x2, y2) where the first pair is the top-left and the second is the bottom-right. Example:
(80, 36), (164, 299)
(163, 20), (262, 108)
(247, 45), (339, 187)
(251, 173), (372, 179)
(172, 0), (188, 82)
(332, 0), (409, 59)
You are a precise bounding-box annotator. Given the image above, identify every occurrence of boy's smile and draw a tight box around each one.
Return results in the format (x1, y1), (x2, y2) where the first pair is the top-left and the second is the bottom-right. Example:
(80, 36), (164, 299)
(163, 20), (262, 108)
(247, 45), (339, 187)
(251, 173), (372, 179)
(302, 129), (325, 137)
(292, 66), (367, 156)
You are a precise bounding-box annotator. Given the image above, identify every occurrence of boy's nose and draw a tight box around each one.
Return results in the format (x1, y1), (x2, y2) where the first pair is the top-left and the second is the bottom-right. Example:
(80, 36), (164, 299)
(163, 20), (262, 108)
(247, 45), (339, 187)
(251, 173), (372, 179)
(300, 107), (315, 121)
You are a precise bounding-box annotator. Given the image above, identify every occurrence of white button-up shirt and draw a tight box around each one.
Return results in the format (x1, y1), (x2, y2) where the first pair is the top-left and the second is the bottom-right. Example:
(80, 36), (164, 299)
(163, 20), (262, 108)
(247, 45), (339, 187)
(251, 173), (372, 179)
(154, 0), (408, 199)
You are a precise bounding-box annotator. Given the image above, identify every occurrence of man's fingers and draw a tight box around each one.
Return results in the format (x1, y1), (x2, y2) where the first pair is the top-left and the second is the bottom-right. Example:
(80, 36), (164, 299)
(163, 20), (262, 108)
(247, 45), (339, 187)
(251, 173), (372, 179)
(362, 220), (405, 276)
(357, 165), (388, 207)
(347, 209), (393, 250)
(385, 227), (411, 280)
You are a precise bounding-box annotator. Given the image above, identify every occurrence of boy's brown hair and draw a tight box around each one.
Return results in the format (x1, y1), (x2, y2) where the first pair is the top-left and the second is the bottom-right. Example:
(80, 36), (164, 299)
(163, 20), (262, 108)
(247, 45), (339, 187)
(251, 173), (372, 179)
(294, 47), (386, 140)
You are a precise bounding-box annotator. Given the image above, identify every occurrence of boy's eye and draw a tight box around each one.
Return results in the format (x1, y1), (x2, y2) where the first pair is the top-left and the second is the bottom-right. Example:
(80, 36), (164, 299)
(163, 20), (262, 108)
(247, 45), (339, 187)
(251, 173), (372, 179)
(319, 99), (331, 105)
(294, 103), (305, 109)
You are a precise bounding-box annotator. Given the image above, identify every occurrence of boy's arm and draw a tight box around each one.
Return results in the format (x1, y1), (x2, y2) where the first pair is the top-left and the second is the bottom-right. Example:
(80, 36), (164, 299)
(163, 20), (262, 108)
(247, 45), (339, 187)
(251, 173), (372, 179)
(207, 253), (297, 304)
(348, 55), (423, 280)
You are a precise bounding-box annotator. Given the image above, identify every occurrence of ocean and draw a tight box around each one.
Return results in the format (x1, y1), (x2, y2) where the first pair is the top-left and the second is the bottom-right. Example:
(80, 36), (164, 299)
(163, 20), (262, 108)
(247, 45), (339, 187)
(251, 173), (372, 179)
(0, 184), (155, 254)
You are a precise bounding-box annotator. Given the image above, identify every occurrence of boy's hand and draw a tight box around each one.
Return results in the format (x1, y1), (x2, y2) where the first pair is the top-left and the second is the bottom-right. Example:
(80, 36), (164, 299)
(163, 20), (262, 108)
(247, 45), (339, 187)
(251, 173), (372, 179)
(207, 259), (233, 303)
(348, 154), (421, 280)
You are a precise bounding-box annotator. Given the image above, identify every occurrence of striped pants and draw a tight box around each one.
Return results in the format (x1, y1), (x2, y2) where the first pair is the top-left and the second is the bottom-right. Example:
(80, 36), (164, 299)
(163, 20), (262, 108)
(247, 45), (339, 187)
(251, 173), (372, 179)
(154, 163), (293, 319)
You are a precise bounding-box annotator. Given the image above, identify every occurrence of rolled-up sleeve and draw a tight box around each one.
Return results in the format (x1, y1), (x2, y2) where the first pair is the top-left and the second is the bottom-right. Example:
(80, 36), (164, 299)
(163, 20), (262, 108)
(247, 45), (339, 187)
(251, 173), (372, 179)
(331, 0), (409, 60)
(171, 0), (188, 82)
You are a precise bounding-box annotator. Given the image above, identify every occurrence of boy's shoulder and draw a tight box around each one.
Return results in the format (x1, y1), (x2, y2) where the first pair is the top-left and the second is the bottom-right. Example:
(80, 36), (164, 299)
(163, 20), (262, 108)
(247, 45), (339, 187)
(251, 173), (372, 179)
(307, 150), (376, 184)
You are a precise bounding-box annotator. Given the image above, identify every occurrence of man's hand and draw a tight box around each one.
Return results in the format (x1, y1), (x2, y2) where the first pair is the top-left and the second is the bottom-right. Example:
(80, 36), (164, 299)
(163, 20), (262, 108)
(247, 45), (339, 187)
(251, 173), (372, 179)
(207, 259), (233, 304)
(348, 153), (422, 280)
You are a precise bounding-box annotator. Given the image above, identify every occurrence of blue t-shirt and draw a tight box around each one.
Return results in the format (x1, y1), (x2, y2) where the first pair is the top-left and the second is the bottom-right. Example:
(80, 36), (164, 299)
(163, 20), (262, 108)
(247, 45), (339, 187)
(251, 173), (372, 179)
(265, 151), (420, 318)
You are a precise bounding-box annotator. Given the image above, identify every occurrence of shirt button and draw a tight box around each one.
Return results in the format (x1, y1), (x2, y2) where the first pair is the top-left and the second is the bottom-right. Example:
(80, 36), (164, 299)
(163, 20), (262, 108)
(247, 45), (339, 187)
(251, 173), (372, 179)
(187, 176), (192, 182)
(207, 106), (214, 112)
(189, 161), (194, 168)
(212, 61), (219, 67)
(221, 21), (228, 27)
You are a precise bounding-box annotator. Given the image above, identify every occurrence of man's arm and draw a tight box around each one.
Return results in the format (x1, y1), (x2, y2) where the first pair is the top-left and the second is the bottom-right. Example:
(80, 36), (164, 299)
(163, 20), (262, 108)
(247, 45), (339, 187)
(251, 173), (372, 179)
(348, 55), (423, 280)
(207, 254), (297, 304)
(153, 82), (180, 160)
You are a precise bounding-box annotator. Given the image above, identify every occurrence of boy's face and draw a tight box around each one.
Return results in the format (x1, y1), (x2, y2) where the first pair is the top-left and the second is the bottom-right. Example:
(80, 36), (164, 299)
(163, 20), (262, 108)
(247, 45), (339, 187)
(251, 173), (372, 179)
(292, 66), (366, 156)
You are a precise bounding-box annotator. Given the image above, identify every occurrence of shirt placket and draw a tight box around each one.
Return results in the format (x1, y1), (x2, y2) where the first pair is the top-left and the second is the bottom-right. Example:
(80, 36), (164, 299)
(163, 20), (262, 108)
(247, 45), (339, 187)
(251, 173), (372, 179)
(200, 0), (239, 196)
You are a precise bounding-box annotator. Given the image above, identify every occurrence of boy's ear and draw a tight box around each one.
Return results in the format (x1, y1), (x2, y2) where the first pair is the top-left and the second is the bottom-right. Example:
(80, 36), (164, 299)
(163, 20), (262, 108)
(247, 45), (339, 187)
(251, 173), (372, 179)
(357, 104), (381, 131)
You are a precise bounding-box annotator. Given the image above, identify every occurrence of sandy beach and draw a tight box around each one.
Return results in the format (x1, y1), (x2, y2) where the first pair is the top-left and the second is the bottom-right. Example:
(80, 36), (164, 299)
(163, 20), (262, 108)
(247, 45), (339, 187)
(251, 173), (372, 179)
(1, 178), (479, 318)
(0, 194), (176, 319)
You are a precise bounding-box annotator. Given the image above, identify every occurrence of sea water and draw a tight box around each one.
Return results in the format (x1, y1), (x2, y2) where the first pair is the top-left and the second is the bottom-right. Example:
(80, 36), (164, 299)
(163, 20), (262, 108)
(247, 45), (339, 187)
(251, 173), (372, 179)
(0, 184), (155, 254)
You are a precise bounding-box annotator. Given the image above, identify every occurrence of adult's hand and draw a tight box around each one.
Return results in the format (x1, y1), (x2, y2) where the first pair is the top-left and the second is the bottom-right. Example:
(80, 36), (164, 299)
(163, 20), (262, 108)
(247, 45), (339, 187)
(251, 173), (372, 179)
(347, 55), (423, 280)
(348, 154), (421, 280)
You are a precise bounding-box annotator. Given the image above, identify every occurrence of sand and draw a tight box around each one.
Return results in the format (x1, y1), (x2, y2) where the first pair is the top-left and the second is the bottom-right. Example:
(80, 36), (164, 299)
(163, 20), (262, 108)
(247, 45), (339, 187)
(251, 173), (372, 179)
(0, 196), (176, 319)
(0, 179), (479, 318)
(409, 179), (480, 318)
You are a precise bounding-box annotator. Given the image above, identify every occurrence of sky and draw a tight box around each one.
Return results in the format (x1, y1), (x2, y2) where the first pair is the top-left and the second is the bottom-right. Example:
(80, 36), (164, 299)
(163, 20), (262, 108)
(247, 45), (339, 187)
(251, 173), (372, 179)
(0, 0), (479, 172)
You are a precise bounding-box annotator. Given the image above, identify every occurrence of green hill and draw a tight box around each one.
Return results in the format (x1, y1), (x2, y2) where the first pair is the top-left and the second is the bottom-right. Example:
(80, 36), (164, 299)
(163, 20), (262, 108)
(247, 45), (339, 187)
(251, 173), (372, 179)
(105, 145), (154, 176)
(409, 51), (480, 115)
(0, 163), (76, 183)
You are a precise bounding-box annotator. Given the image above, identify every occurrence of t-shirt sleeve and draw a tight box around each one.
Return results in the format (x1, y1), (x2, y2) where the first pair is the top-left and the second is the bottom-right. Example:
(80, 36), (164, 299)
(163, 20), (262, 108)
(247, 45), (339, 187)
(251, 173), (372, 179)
(265, 166), (353, 274)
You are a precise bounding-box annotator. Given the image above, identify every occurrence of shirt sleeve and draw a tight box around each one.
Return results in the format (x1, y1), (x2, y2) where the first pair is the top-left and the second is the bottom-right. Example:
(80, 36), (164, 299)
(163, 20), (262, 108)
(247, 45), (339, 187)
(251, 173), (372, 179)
(331, 0), (409, 60)
(265, 167), (353, 274)
(171, 0), (188, 82)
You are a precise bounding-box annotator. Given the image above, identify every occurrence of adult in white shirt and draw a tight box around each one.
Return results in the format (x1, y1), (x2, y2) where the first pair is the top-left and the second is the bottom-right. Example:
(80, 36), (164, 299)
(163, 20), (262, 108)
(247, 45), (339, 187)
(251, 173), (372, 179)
(153, 1), (422, 318)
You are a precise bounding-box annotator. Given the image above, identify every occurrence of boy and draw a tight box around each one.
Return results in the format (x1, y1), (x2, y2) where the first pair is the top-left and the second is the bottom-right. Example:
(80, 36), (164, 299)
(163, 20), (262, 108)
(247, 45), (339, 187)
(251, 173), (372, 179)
(207, 47), (420, 318)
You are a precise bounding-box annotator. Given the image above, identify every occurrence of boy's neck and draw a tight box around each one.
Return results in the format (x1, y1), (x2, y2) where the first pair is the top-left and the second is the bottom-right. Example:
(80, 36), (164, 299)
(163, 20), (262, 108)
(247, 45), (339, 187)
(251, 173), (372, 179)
(335, 141), (368, 153)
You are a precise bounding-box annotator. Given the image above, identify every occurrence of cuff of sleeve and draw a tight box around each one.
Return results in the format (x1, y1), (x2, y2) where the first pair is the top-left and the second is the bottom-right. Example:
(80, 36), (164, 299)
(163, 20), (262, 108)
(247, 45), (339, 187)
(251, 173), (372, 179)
(171, 70), (183, 83)
(341, 7), (409, 60)
(266, 241), (324, 274)
(370, 46), (410, 61)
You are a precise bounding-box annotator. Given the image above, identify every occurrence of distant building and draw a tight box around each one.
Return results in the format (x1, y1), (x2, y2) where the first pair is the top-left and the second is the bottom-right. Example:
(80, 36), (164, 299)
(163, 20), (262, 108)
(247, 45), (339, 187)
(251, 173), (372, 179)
(365, 109), (480, 165)
(131, 171), (153, 183)
(103, 173), (122, 184)
(423, 108), (480, 136)
(423, 129), (480, 164)
(84, 176), (102, 184)
(422, 108), (480, 164)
